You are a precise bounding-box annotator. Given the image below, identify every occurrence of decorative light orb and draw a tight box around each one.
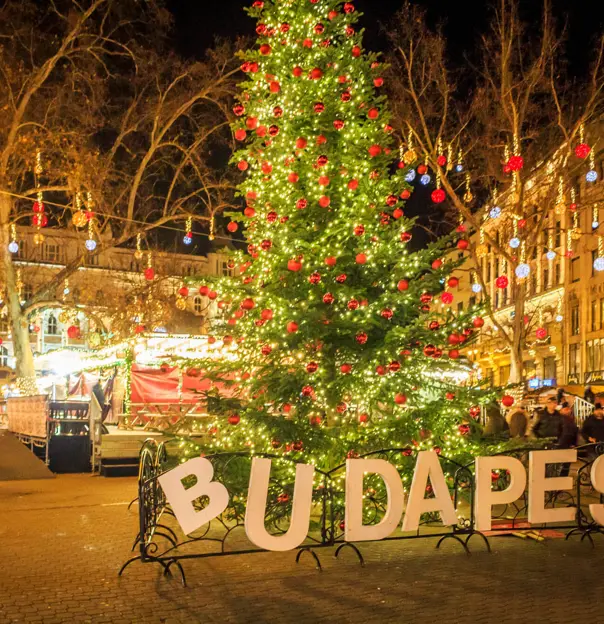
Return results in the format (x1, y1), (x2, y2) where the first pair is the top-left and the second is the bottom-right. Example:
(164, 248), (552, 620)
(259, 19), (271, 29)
(586, 170), (598, 183)
(8, 241), (18, 254)
(555, 314), (563, 323)
(404, 169), (416, 182)
(419, 173), (431, 185)
(515, 263), (530, 279)
(85, 239), (97, 251)
(509, 237), (521, 249)
(593, 221), (600, 229)
(455, 164), (463, 172)
(471, 283), (483, 293)
(63, 287), (70, 295)
(183, 235), (192, 245)
(489, 206), (501, 219)
(593, 257), (604, 272)
(546, 250), (556, 261)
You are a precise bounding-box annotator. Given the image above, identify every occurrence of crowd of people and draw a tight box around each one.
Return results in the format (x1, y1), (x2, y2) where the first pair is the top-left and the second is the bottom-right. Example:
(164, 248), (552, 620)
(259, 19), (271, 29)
(483, 391), (604, 449)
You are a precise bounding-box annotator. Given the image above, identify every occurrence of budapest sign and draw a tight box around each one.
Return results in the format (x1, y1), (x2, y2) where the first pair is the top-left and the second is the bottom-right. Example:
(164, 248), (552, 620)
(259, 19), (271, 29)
(158, 449), (604, 552)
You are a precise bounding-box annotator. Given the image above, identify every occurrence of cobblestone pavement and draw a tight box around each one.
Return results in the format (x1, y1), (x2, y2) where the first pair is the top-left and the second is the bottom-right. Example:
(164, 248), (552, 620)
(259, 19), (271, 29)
(1, 474), (604, 624)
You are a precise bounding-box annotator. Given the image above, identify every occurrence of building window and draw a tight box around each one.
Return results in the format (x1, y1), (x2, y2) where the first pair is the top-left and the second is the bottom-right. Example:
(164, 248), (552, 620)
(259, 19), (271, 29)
(571, 257), (580, 283)
(0, 316), (8, 334)
(569, 343), (581, 376)
(543, 266), (549, 290)
(194, 296), (203, 314)
(86, 255), (99, 267)
(22, 284), (33, 302)
(469, 296), (476, 309)
(543, 356), (556, 380)
(0, 346), (8, 367)
(554, 262), (561, 285)
(571, 301), (580, 336)
(43, 243), (60, 263)
(457, 302), (463, 314)
(46, 314), (58, 336)
(593, 250), (598, 277)
(587, 339), (602, 373)
(592, 300), (598, 333)
(600, 299), (604, 330)
(499, 365), (511, 385)
(485, 259), (491, 283)
(555, 220), (561, 247)
(72, 287), (80, 304)
(524, 360), (537, 379)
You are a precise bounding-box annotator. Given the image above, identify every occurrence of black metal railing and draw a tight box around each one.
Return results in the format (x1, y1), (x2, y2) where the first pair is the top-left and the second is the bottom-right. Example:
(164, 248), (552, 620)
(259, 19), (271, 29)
(119, 442), (604, 586)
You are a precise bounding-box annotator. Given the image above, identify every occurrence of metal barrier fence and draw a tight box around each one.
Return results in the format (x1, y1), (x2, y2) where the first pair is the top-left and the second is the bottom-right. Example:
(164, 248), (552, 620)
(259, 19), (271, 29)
(119, 440), (604, 586)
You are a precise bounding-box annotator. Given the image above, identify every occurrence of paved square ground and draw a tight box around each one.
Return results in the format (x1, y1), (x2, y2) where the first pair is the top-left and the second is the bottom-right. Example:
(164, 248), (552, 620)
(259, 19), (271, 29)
(1, 474), (603, 624)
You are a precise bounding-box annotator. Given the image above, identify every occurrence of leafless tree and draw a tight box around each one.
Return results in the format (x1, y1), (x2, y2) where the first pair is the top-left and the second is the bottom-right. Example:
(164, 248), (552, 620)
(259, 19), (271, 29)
(386, 0), (604, 383)
(0, 0), (240, 388)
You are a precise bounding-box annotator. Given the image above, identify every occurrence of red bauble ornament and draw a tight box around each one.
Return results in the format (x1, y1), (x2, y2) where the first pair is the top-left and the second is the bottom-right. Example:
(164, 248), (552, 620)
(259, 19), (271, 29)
(458, 424), (470, 435)
(323, 293), (335, 305)
(227, 222), (238, 233)
(469, 406), (481, 419)
(355, 332), (368, 345)
(343, 1), (355, 12)
(318, 175), (330, 186)
(333, 119), (344, 130)
(309, 272), (321, 284)
(429, 320), (440, 331)
(394, 393), (407, 405)
(301, 385), (314, 397)
(502, 395), (515, 407)
(266, 211), (278, 223)
(386, 194), (398, 207)
(431, 188), (446, 203)
(234, 129), (246, 141)
(347, 299), (359, 310)
(389, 361), (401, 373)
(381, 308), (393, 320)
(575, 143), (591, 159)
(535, 327), (548, 340)
(287, 259), (302, 272)
(178, 286), (189, 297)
(314, 102), (325, 113)
(495, 275), (509, 289)
(393, 208), (403, 219)
(293, 66), (303, 77)
(261, 309), (273, 320)
(246, 117), (258, 129)
(233, 104), (245, 116)
(237, 160), (249, 171)
(368, 107), (379, 119)
(144, 267), (155, 281)
(348, 179), (359, 190)
(287, 321), (299, 333)
(448, 349), (460, 359)
(336, 274), (347, 284)
(397, 279), (409, 292)
(228, 414), (241, 425)
(337, 402), (348, 414)
(472, 316), (485, 328)
(356, 253), (367, 264)
(67, 325), (80, 339)
(319, 196), (331, 208)
(259, 44), (271, 55)
(446, 392), (455, 401)
(261, 162), (273, 174)
(359, 413), (368, 423)
(507, 155), (524, 171)
(261, 345), (272, 356)
(368, 144), (382, 157)
(288, 172), (299, 184)
(423, 344), (436, 357)
(352, 45), (361, 58)
(436, 155), (447, 167)
(325, 256), (337, 266)
(310, 67), (323, 79)
(306, 361), (319, 373)
(400, 232), (412, 243)
(374, 77), (384, 87)
(341, 363), (352, 374)
(353, 224), (365, 236)
(244, 207), (256, 217)
(457, 239), (469, 250)
(240, 297), (255, 311)
(296, 198), (308, 210)
(417, 164), (428, 175)
(431, 259), (443, 270)
(448, 334), (460, 345)
(376, 365), (387, 376)
(447, 276), (459, 288)
(269, 81), (280, 93)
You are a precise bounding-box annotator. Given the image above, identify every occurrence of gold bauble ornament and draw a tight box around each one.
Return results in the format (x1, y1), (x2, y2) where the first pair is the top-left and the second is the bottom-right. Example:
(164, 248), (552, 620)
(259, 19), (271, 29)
(476, 243), (489, 259)
(72, 210), (88, 228)
(403, 149), (417, 163)
(134, 250), (143, 260)
(33, 233), (45, 245)
(175, 296), (186, 311)
(58, 311), (69, 324)
(463, 191), (474, 203)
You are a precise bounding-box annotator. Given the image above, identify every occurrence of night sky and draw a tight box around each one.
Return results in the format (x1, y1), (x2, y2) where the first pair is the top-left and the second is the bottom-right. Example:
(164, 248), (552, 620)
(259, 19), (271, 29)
(168, 0), (604, 78)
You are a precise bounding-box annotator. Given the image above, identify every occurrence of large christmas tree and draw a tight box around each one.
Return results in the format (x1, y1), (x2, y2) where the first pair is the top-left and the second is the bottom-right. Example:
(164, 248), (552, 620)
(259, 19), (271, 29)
(178, 0), (499, 473)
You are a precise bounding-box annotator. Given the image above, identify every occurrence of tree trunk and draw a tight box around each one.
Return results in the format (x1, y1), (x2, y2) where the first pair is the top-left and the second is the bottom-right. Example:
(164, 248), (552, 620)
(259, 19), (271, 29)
(0, 194), (38, 394)
(507, 285), (526, 385)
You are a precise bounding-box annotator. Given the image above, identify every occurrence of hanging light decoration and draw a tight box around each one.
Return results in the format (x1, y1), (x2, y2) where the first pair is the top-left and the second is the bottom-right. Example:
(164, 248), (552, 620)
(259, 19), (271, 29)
(403, 128), (416, 163)
(404, 169), (416, 182)
(445, 143), (453, 172)
(574, 124), (591, 159)
(72, 192), (87, 228)
(586, 149), (598, 183)
(593, 203), (600, 230)
(85, 216), (96, 251)
(32, 150), (46, 244)
(455, 147), (464, 172)
(594, 237), (604, 272)
(476, 227), (488, 258)
(431, 167), (445, 203)
(554, 176), (565, 215)
(134, 232), (143, 260)
(8, 224), (18, 254)
(509, 218), (520, 248)
(144, 251), (155, 280)
(471, 271), (482, 293)
(463, 172), (473, 203)
(183, 216), (193, 245)
(555, 297), (564, 323)
(515, 242), (530, 279)
(209, 215), (216, 241)
(546, 231), (555, 261)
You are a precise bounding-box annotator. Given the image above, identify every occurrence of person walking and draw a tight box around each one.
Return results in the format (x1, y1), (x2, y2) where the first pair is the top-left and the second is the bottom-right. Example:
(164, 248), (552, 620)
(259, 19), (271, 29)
(584, 385), (596, 405)
(557, 402), (578, 477)
(507, 404), (528, 438)
(581, 403), (604, 443)
(532, 396), (564, 440)
(483, 401), (509, 438)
